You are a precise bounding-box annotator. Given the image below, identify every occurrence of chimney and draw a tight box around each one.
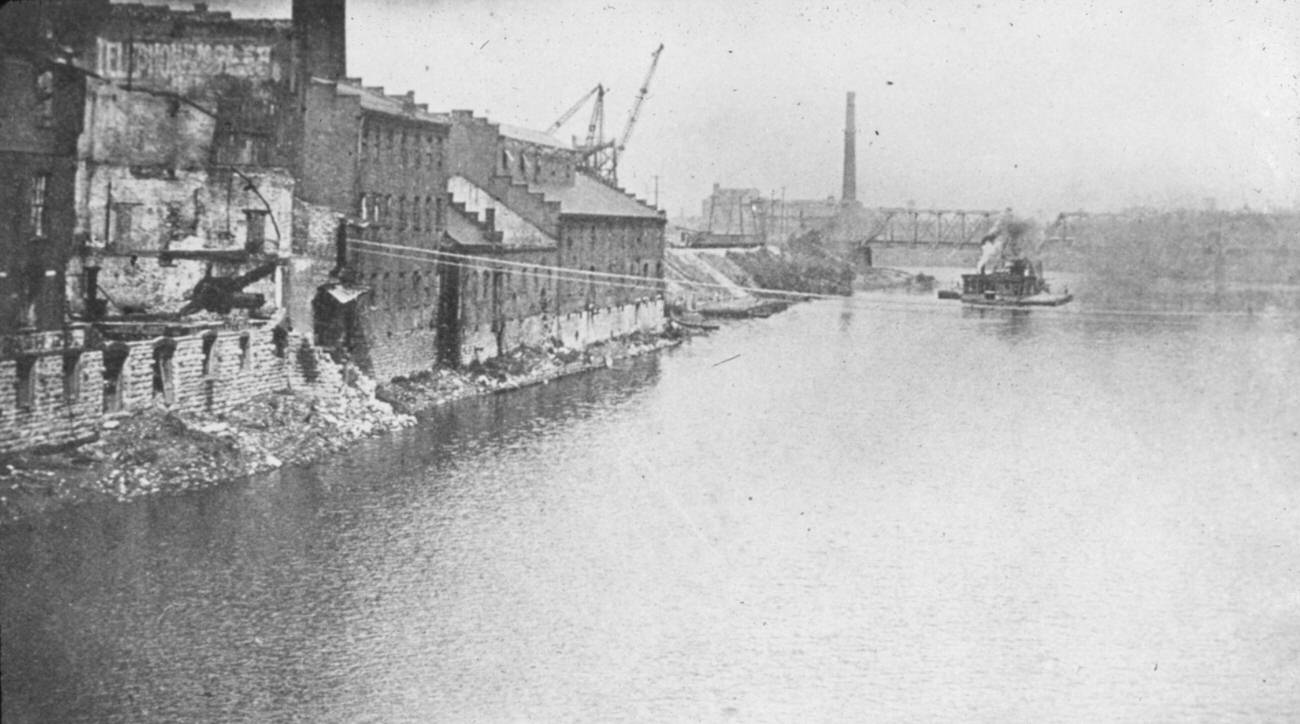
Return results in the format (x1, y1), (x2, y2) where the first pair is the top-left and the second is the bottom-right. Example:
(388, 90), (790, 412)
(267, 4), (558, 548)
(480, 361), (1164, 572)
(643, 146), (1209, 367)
(842, 91), (857, 205)
(293, 0), (346, 82)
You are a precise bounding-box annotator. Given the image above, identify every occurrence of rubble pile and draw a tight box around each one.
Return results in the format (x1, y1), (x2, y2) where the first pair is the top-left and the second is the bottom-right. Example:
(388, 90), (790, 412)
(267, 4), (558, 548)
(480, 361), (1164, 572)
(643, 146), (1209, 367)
(1, 382), (414, 523)
(380, 330), (682, 414)
(1, 329), (679, 525)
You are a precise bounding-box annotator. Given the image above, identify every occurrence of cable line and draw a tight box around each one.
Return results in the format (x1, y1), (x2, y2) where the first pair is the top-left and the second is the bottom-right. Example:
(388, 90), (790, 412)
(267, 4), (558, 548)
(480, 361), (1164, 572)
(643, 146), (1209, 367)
(346, 239), (1288, 322)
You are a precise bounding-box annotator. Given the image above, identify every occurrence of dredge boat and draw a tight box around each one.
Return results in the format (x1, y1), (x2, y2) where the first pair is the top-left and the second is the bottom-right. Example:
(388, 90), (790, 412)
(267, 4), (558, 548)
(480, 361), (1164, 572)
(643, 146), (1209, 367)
(939, 259), (1073, 308)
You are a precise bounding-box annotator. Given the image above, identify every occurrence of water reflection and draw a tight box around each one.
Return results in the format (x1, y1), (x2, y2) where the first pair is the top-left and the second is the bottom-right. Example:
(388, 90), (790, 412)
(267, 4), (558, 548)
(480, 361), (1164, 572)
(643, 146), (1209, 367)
(3, 301), (1298, 722)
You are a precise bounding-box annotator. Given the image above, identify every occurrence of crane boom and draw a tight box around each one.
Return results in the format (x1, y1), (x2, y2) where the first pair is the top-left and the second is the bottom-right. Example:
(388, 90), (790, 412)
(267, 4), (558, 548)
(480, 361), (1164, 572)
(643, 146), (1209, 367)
(618, 43), (663, 152)
(547, 84), (602, 135)
(584, 84), (605, 148)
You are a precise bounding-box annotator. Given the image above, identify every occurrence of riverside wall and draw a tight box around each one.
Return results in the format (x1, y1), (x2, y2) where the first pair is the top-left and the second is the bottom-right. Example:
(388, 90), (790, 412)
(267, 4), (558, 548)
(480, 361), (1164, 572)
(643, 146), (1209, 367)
(459, 297), (666, 365)
(0, 325), (341, 454)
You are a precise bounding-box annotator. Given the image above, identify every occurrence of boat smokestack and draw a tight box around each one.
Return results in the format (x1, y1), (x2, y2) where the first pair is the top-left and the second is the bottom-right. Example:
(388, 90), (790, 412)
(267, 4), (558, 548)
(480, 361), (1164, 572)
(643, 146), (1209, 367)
(842, 91), (857, 205)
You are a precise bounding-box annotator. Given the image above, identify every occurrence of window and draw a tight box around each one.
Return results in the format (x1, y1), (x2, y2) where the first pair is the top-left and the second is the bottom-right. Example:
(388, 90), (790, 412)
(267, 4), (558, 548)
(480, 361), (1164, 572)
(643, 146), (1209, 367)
(62, 352), (82, 403)
(201, 332), (218, 377)
(360, 193), (371, 221)
(102, 347), (127, 413)
(111, 202), (136, 247)
(238, 332), (251, 370)
(152, 341), (176, 405)
(412, 196), (422, 231)
(29, 174), (49, 237)
(398, 196), (407, 231)
(244, 209), (267, 252)
(15, 357), (37, 410)
(35, 70), (54, 128)
(434, 197), (443, 230)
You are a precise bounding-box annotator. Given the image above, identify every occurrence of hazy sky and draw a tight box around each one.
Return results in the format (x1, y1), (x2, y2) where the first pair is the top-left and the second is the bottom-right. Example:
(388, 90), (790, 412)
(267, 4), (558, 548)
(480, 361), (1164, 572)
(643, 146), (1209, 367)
(136, 0), (1298, 218)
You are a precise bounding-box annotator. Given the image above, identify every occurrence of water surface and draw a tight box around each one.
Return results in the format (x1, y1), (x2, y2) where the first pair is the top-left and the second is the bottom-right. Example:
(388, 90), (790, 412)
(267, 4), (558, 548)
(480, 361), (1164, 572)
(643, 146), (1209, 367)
(4, 278), (1299, 722)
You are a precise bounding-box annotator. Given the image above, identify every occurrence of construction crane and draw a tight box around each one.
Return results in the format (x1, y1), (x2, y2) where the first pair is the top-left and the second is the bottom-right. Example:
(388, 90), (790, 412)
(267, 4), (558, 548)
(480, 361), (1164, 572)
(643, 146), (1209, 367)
(547, 84), (603, 137)
(589, 43), (663, 185)
(617, 43), (664, 161)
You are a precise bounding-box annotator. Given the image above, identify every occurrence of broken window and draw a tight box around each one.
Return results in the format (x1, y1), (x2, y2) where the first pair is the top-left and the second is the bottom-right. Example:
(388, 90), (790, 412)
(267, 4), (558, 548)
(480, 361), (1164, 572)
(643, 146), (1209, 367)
(111, 202), (136, 248)
(34, 70), (54, 128)
(15, 356), (37, 410)
(62, 352), (82, 404)
(102, 347), (127, 413)
(244, 209), (268, 253)
(239, 332), (251, 370)
(201, 332), (218, 377)
(152, 340), (175, 405)
(29, 173), (49, 238)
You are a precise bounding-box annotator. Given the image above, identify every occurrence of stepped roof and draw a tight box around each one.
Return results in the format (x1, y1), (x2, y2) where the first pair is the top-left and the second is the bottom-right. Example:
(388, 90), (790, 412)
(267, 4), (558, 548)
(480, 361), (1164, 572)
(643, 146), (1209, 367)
(528, 172), (662, 220)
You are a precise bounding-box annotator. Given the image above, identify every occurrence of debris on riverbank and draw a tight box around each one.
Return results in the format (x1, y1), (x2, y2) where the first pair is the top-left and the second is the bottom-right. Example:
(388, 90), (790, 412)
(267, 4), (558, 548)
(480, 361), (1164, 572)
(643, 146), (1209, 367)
(0, 329), (684, 526)
(377, 330), (683, 415)
(0, 381), (415, 525)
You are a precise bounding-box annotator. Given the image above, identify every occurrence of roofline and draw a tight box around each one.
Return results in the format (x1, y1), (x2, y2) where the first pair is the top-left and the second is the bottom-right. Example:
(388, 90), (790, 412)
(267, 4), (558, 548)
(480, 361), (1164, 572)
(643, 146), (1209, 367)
(559, 212), (667, 224)
(451, 243), (559, 254)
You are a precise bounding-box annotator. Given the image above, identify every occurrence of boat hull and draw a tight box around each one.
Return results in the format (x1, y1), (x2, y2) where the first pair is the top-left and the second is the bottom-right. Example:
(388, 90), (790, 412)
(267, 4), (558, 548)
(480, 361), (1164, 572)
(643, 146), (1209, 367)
(960, 293), (1073, 308)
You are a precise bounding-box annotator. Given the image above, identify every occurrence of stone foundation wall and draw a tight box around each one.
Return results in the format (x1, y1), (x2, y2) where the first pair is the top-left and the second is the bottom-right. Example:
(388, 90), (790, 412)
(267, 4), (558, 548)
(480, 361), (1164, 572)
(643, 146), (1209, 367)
(0, 325), (344, 454)
(460, 296), (664, 364)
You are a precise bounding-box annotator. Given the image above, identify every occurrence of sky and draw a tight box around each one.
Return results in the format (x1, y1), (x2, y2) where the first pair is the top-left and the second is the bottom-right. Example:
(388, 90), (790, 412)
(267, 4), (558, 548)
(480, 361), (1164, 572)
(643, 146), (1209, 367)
(132, 0), (1298, 220)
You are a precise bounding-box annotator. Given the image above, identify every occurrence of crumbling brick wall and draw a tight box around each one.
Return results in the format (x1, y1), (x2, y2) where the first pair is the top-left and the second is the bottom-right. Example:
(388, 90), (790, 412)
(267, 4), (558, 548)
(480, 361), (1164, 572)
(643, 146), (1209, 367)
(0, 325), (347, 455)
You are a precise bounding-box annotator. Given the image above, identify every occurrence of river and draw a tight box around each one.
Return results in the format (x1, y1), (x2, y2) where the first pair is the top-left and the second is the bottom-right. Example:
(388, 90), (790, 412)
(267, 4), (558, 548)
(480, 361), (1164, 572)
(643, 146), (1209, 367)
(3, 271), (1299, 722)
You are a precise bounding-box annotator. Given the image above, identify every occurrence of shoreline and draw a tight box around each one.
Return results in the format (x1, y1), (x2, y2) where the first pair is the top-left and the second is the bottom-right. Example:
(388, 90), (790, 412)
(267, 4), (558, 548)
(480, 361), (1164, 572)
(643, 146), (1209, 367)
(0, 329), (687, 528)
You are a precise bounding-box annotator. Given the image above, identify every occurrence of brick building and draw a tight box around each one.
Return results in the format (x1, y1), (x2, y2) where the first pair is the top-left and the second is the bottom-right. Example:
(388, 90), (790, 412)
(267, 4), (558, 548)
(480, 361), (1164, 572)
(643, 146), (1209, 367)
(0, 3), (98, 450)
(442, 176), (559, 364)
(446, 111), (667, 354)
(293, 77), (451, 380)
(66, 2), (298, 318)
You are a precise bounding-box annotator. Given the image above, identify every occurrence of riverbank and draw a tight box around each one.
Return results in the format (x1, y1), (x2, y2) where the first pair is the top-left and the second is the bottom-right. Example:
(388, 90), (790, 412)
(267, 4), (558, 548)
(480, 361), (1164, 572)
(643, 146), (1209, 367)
(0, 329), (685, 527)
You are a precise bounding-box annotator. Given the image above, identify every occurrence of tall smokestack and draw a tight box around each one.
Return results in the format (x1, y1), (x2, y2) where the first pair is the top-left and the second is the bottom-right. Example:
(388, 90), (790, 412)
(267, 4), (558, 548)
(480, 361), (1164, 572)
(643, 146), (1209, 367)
(293, 0), (347, 82)
(842, 91), (857, 205)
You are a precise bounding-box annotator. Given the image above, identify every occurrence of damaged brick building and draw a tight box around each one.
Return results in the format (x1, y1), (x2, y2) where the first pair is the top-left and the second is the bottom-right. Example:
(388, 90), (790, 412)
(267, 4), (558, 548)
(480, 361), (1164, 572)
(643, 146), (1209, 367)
(0, 0), (668, 454)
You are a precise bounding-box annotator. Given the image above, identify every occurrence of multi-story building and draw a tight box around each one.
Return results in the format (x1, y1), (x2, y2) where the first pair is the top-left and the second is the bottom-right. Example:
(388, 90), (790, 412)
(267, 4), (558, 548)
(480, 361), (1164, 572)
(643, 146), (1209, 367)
(68, 2), (298, 318)
(0, 2), (100, 451)
(294, 77), (451, 380)
(446, 110), (666, 356)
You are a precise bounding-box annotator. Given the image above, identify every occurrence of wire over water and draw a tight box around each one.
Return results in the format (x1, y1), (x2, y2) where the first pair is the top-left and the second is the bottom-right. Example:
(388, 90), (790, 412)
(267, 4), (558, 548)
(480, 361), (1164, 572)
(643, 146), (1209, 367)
(345, 239), (1293, 323)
